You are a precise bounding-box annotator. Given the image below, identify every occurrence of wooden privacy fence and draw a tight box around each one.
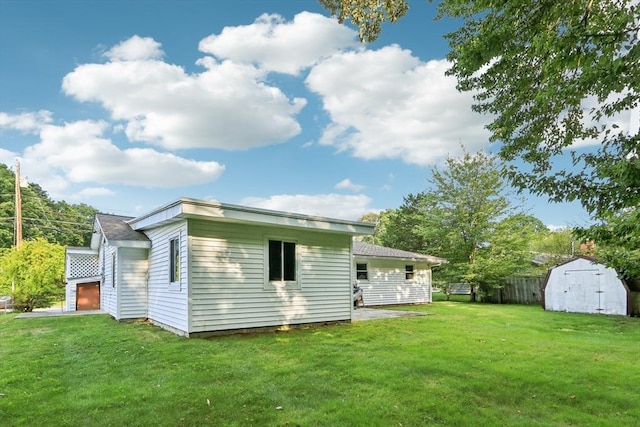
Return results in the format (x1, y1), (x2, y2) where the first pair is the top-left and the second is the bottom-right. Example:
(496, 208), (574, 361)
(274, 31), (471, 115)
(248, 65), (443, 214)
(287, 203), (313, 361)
(484, 276), (544, 305)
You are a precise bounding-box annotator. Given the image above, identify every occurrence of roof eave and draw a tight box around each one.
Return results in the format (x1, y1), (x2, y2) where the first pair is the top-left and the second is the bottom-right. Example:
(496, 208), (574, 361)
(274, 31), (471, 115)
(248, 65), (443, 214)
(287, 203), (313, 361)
(129, 197), (375, 236)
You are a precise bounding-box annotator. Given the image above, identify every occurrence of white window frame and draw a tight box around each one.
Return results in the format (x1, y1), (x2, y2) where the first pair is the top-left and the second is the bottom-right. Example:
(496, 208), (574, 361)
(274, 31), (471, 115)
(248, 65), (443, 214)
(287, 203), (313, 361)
(111, 252), (116, 287)
(356, 262), (369, 281)
(168, 236), (181, 291)
(405, 265), (415, 281)
(264, 237), (300, 291)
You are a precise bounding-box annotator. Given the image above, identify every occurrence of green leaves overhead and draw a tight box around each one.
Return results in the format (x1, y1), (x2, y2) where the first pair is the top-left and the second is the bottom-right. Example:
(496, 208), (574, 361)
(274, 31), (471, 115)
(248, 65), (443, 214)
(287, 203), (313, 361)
(318, 0), (409, 42)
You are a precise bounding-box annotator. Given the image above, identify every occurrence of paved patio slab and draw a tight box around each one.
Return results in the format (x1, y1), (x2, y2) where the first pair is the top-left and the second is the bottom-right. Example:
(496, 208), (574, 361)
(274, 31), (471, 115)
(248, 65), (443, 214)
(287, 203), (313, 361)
(15, 309), (106, 319)
(352, 308), (429, 321)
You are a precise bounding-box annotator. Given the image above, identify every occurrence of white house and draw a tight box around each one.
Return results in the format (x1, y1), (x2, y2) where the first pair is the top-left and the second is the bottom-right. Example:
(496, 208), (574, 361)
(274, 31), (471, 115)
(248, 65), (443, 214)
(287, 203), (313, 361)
(65, 198), (374, 336)
(353, 241), (445, 306)
(542, 256), (632, 316)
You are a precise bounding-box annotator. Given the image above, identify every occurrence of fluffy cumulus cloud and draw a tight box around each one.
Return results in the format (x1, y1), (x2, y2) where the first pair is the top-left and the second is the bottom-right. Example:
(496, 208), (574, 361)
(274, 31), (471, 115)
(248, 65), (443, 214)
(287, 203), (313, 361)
(104, 35), (164, 61)
(306, 45), (492, 165)
(335, 178), (364, 192)
(240, 193), (374, 220)
(62, 36), (306, 151)
(199, 12), (357, 75)
(0, 110), (53, 133)
(10, 118), (224, 198)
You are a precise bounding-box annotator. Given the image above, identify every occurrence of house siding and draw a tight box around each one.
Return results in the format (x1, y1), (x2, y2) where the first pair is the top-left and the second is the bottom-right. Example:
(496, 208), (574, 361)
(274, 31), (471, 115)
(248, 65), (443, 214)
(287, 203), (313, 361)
(100, 245), (118, 317)
(356, 259), (432, 306)
(145, 220), (189, 333)
(118, 247), (149, 319)
(187, 220), (352, 333)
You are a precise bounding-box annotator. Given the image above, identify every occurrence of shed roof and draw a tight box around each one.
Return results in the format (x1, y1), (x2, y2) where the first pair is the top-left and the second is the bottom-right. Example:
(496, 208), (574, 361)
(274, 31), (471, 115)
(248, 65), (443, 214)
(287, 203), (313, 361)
(353, 241), (445, 265)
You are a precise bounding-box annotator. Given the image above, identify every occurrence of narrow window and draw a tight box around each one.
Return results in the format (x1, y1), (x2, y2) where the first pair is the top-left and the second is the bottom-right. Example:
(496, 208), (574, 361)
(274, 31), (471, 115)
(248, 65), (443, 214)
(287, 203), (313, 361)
(268, 240), (296, 281)
(356, 263), (368, 280)
(169, 237), (180, 283)
(405, 265), (414, 280)
(111, 253), (116, 287)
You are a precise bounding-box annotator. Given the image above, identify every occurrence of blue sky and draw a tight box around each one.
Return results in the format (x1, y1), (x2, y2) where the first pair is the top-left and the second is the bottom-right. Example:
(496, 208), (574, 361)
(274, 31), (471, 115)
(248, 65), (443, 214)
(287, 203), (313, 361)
(0, 0), (602, 228)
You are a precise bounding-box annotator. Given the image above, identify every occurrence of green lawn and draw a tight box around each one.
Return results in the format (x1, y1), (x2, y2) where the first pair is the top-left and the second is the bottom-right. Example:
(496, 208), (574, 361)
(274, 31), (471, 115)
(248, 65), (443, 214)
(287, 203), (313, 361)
(1, 303), (638, 426)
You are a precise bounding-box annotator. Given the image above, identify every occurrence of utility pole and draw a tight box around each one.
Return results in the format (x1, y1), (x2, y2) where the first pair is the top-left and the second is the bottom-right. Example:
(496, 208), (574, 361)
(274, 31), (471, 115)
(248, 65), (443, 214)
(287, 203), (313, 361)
(15, 159), (23, 248)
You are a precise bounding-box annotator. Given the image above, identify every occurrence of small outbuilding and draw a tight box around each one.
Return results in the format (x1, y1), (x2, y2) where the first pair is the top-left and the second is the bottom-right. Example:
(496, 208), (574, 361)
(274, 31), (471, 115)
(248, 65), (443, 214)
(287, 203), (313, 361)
(542, 256), (632, 316)
(353, 241), (445, 306)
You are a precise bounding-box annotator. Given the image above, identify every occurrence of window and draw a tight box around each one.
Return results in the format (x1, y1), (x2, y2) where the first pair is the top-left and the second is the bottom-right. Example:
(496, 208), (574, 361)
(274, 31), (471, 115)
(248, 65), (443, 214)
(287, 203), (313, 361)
(405, 265), (414, 280)
(111, 253), (116, 287)
(356, 263), (368, 280)
(169, 237), (180, 283)
(268, 239), (296, 282)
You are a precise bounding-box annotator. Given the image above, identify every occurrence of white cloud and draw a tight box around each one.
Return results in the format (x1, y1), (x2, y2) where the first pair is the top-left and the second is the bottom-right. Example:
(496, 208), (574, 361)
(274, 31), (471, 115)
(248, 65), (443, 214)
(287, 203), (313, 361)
(0, 110), (53, 133)
(306, 46), (492, 166)
(69, 187), (116, 200)
(104, 35), (164, 61)
(240, 193), (375, 220)
(335, 178), (364, 192)
(12, 119), (224, 198)
(62, 36), (306, 151)
(198, 12), (357, 75)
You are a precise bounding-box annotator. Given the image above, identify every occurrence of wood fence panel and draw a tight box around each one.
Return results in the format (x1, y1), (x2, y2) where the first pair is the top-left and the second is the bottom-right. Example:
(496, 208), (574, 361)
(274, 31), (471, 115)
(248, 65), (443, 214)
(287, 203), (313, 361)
(486, 276), (544, 304)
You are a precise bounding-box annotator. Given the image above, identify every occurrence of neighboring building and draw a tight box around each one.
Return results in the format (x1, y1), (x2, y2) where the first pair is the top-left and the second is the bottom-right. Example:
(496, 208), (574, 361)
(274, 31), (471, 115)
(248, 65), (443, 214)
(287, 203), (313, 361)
(65, 198), (374, 336)
(353, 241), (445, 306)
(542, 256), (633, 316)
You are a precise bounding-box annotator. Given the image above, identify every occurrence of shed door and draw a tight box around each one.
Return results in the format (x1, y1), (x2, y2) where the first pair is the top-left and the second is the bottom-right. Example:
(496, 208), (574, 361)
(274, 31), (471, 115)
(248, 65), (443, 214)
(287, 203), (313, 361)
(76, 282), (100, 310)
(564, 270), (600, 314)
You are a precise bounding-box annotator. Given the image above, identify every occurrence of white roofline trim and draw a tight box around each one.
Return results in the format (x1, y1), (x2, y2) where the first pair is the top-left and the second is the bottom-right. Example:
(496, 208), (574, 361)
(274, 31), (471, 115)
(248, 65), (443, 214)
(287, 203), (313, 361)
(128, 197), (375, 236)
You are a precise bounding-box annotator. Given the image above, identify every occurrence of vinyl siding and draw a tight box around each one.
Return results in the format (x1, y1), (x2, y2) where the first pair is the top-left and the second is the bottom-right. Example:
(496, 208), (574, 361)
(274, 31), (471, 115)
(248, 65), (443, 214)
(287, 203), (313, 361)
(145, 221), (189, 333)
(188, 220), (353, 333)
(101, 245), (118, 317)
(356, 259), (432, 306)
(118, 247), (149, 319)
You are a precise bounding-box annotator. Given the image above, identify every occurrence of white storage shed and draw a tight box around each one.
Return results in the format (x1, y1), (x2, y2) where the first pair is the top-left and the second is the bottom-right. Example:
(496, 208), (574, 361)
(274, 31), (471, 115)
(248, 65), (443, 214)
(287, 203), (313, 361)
(542, 256), (632, 316)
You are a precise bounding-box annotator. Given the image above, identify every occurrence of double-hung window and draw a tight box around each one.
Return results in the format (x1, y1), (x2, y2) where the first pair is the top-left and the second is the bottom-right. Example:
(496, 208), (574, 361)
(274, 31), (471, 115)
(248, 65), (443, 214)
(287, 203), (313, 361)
(405, 265), (415, 281)
(356, 263), (368, 280)
(266, 239), (298, 289)
(169, 237), (180, 288)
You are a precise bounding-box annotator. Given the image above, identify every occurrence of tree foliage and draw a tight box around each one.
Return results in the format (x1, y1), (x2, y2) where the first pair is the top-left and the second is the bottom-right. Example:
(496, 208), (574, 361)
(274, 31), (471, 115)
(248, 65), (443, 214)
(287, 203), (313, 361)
(0, 164), (96, 249)
(319, 0), (639, 277)
(0, 239), (65, 311)
(377, 150), (539, 300)
(318, 0), (409, 42)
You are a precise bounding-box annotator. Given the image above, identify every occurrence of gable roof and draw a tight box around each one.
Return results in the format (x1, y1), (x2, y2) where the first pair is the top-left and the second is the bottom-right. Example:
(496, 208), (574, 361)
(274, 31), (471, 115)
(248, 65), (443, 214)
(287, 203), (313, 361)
(353, 241), (446, 265)
(92, 213), (151, 249)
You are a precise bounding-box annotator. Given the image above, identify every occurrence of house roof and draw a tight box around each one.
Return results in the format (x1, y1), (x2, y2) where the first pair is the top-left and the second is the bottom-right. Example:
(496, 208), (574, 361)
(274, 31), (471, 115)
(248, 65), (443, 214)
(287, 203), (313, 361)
(128, 197), (375, 236)
(92, 213), (151, 249)
(353, 241), (446, 265)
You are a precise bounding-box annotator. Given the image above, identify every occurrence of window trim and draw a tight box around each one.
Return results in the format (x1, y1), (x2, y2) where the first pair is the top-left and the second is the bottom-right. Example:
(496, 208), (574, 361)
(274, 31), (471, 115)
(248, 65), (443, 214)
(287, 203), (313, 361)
(356, 262), (369, 281)
(168, 236), (181, 291)
(405, 265), (415, 281)
(111, 252), (116, 288)
(264, 237), (300, 291)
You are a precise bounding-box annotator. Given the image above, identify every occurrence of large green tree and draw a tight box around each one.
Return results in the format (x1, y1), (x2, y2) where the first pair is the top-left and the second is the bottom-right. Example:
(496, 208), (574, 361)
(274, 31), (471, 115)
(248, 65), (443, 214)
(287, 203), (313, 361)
(319, 0), (639, 277)
(378, 149), (533, 301)
(0, 164), (96, 249)
(0, 239), (65, 311)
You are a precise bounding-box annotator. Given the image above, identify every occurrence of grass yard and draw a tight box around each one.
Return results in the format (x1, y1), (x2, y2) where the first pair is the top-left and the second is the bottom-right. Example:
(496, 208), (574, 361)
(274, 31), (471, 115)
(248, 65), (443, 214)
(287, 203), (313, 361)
(1, 303), (638, 426)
